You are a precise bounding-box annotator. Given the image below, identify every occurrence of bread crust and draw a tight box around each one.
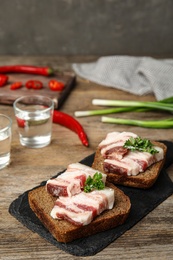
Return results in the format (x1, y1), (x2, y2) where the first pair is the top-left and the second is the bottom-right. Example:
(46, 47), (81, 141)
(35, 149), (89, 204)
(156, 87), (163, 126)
(92, 141), (167, 189)
(28, 182), (131, 243)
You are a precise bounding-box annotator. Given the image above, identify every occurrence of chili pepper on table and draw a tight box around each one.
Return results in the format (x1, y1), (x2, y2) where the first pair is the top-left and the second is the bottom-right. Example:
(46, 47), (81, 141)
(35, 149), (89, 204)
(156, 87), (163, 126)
(16, 117), (26, 128)
(15, 110), (89, 147)
(10, 82), (23, 90)
(53, 110), (89, 147)
(49, 79), (65, 91)
(25, 80), (43, 90)
(0, 65), (54, 76)
(0, 74), (8, 87)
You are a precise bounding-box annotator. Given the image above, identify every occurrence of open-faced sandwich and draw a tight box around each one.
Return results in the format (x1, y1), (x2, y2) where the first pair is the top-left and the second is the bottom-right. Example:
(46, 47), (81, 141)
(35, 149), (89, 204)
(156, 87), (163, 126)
(28, 163), (131, 243)
(28, 131), (166, 243)
(92, 131), (167, 189)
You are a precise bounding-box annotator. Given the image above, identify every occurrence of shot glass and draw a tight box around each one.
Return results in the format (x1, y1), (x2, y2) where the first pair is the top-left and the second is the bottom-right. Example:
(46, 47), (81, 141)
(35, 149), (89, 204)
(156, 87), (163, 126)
(0, 114), (12, 169)
(13, 95), (54, 148)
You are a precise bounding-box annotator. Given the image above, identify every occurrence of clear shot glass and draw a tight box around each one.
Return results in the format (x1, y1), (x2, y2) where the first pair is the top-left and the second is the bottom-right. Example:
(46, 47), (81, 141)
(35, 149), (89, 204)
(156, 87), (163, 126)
(13, 95), (54, 148)
(0, 114), (12, 169)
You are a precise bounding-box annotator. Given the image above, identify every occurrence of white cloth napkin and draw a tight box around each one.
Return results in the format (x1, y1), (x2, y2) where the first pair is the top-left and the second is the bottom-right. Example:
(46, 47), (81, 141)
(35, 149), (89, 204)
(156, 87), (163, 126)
(72, 56), (173, 100)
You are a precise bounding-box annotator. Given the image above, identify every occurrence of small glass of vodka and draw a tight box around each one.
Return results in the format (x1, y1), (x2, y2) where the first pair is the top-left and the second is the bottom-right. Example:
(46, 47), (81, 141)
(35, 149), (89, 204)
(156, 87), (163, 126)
(13, 95), (54, 148)
(0, 114), (12, 169)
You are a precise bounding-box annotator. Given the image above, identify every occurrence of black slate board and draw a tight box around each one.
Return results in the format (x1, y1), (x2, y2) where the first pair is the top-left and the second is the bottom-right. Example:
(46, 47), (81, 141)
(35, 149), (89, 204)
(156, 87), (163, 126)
(9, 141), (173, 256)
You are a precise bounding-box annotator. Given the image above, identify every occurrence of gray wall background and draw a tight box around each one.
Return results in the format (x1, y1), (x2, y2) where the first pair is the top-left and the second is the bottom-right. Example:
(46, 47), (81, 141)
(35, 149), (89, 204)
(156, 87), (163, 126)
(0, 0), (172, 57)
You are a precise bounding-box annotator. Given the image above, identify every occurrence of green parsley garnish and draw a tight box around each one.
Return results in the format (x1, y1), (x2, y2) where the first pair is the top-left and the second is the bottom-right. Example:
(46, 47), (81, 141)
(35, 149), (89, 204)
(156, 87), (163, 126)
(84, 172), (105, 193)
(123, 136), (159, 154)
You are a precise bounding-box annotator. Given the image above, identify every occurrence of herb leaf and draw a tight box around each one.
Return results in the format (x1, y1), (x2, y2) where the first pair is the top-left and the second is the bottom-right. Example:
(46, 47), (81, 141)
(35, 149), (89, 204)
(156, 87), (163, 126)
(123, 136), (159, 154)
(84, 172), (105, 193)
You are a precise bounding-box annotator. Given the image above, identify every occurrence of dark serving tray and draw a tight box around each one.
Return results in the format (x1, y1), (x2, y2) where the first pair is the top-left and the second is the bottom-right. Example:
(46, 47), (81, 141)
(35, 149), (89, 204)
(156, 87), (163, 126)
(9, 141), (173, 256)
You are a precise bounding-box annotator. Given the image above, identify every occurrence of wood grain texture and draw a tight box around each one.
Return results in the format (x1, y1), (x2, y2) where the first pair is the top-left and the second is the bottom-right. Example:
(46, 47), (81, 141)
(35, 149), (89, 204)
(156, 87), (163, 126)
(0, 56), (172, 260)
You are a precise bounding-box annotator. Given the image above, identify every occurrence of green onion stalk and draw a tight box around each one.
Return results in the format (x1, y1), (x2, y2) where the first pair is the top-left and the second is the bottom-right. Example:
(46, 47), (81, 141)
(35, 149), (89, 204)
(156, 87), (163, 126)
(74, 96), (173, 129)
(101, 117), (173, 129)
(74, 97), (173, 117)
(92, 99), (173, 112)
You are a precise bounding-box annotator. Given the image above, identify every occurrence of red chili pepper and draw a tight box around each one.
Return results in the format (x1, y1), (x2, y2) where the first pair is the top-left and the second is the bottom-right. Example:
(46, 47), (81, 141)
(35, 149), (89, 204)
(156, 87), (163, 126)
(10, 82), (23, 90)
(0, 74), (8, 87)
(25, 80), (32, 89)
(16, 117), (26, 128)
(25, 80), (43, 90)
(49, 79), (65, 91)
(0, 65), (54, 76)
(53, 110), (89, 147)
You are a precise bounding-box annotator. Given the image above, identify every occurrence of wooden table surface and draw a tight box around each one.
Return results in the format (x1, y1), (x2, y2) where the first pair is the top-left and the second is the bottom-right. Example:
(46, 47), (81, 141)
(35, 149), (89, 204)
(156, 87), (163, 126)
(0, 56), (173, 260)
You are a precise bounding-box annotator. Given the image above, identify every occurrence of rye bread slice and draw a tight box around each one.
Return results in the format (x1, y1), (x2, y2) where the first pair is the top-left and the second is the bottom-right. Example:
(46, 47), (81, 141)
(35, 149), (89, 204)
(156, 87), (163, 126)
(92, 141), (167, 189)
(28, 182), (131, 243)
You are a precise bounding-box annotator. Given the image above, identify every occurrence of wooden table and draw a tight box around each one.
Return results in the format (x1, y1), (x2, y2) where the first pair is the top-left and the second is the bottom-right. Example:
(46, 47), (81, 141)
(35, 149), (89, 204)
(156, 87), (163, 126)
(0, 56), (173, 260)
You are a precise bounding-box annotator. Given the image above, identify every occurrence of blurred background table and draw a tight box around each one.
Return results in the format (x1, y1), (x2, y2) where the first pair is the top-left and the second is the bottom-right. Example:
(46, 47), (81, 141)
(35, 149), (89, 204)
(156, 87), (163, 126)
(0, 56), (173, 260)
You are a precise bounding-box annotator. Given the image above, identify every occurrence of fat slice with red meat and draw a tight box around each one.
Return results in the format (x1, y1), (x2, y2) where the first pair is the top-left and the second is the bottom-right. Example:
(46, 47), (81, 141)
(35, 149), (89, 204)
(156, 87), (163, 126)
(46, 176), (82, 197)
(104, 157), (140, 176)
(102, 141), (128, 160)
(104, 145), (164, 176)
(122, 145), (164, 173)
(99, 132), (138, 159)
(99, 131), (138, 149)
(50, 187), (114, 226)
(125, 150), (155, 172)
(98, 131), (120, 148)
(67, 162), (107, 183)
(46, 163), (106, 197)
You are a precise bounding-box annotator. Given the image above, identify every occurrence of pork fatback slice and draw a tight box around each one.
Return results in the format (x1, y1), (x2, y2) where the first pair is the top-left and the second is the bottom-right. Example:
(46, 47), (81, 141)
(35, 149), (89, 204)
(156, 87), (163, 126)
(46, 177), (81, 197)
(46, 163), (107, 197)
(66, 162), (107, 183)
(104, 157), (140, 176)
(99, 131), (138, 149)
(50, 187), (115, 226)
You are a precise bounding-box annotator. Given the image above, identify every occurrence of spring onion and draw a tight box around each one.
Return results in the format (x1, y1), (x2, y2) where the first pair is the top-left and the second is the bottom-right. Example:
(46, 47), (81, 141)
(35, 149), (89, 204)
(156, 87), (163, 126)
(101, 116), (173, 129)
(74, 97), (173, 117)
(74, 107), (144, 117)
(92, 99), (173, 112)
